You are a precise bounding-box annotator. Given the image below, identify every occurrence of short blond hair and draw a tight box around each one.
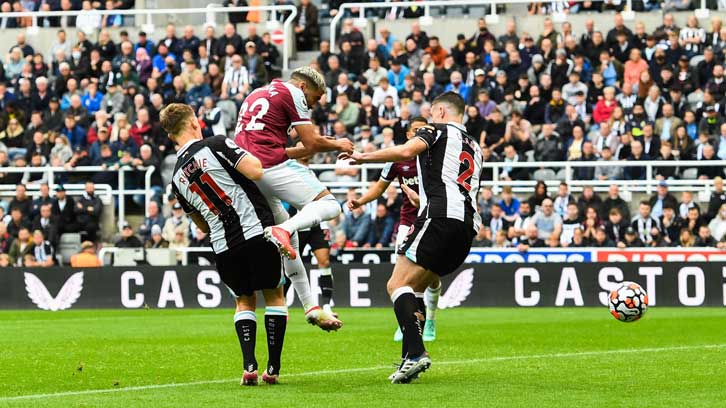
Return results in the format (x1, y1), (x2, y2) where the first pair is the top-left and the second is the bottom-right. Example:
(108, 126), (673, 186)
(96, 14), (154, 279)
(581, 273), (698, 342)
(160, 103), (195, 140)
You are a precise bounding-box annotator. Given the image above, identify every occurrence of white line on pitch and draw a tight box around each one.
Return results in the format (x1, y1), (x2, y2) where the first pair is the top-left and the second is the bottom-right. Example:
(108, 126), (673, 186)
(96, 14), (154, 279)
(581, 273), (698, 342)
(2, 344), (724, 402)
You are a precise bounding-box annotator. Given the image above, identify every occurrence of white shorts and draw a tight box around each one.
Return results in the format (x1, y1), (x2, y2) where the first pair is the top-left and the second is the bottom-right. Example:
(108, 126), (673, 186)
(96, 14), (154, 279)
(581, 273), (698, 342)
(395, 224), (411, 252)
(256, 159), (327, 224)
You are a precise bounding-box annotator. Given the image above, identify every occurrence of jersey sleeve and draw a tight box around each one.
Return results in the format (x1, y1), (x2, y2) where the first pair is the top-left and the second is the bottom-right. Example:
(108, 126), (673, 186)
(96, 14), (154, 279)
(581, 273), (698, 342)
(171, 183), (196, 215)
(414, 125), (442, 149)
(208, 135), (249, 169)
(282, 83), (313, 126)
(379, 162), (397, 182)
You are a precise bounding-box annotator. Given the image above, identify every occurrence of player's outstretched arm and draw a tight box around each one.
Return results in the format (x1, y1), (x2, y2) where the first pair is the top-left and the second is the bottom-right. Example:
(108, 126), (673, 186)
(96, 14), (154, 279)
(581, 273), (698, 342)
(190, 212), (210, 234)
(347, 180), (390, 210)
(340, 137), (428, 164)
(235, 154), (264, 181)
(296, 123), (354, 154)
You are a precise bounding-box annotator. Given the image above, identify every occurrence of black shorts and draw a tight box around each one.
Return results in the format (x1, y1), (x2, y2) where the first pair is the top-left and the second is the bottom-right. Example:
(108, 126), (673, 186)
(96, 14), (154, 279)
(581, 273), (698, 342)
(298, 226), (330, 252)
(397, 217), (474, 277)
(214, 236), (283, 297)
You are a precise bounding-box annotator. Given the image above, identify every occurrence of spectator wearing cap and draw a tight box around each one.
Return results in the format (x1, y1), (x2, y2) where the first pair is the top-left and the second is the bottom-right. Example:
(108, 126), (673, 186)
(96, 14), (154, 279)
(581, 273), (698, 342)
(51, 185), (78, 234)
(699, 106), (724, 138)
(116, 222), (143, 248)
(145, 224), (169, 249)
(649, 181), (678, 218)
(163, 202), (190, 244)
(243, 41), (267, 89)
(618, 226), (645, 248)
(70, 241), (102, 267)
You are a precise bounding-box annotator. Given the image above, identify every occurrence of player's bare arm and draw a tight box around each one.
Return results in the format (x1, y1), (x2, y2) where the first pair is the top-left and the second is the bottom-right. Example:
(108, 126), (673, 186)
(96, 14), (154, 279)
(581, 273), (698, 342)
(347, 180), (390, 210)
(400, 183), (420, 208)
(340, 136), (428, 164)
(296, 123), (354, 154)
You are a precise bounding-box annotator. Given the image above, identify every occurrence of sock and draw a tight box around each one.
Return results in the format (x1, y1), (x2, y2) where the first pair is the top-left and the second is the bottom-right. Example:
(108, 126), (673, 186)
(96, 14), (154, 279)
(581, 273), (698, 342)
(279, 195), (341, 233)
(318, 267), (334, 306)
(415, 292), (426, 321)
(284, 232), (317, 311)
(234, 310), (257, 373)
(425, 282), (441, 321)
(391, 286), (426, 359)
(265, 306), (288, 376)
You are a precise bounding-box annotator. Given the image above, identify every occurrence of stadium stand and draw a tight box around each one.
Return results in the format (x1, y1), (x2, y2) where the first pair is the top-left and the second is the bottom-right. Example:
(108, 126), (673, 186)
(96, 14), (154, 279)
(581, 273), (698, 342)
(2, 1), (726, 267)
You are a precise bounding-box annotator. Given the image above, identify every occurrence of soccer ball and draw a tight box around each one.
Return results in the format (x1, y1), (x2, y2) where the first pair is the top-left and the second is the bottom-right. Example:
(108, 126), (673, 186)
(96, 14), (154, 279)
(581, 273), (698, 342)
(609, 281), (648, 322)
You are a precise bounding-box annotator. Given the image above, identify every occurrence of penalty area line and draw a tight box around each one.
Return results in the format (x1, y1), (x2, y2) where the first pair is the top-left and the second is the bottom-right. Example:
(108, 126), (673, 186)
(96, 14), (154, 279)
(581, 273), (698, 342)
(2, 343), (724, 402)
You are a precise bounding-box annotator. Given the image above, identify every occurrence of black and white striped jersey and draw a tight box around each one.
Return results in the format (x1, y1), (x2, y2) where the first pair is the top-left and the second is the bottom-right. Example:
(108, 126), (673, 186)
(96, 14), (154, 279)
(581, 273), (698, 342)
(171, 135), (274, 254)
(414, 122), (483, 233)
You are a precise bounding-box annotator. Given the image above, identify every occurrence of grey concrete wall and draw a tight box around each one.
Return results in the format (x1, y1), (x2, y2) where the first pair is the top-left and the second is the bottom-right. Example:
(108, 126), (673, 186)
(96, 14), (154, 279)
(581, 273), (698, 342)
(361, 11), (726, 49)
(0, 21), (294, 63)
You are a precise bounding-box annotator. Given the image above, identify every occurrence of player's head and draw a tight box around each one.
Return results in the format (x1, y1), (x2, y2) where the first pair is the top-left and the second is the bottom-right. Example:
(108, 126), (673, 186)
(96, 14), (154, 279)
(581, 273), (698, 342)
(160, 103), (201, 145)
(290, 66), (326, 108)
(406, 116), (429, 140)
(431, 92), (465, 124)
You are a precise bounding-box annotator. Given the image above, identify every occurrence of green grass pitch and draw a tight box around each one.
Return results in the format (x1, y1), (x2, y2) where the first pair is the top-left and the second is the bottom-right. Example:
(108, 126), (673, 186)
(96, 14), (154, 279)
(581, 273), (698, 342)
(2, 308), (726, 407)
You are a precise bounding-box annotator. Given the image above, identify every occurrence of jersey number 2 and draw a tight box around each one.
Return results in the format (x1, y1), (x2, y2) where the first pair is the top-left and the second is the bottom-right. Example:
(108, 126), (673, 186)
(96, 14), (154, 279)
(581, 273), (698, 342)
(457, 152), (475, 192)
(189, 173), (232, 215)
(240, 99), (270, 131)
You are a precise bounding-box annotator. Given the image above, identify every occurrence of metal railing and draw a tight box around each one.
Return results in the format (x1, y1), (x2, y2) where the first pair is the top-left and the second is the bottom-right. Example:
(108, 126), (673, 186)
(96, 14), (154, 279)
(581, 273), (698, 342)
(0, 166), (155, 228)
(329, 0), (712, 48)
(1, 4), (298, 71)
(306, 159), (725, 196)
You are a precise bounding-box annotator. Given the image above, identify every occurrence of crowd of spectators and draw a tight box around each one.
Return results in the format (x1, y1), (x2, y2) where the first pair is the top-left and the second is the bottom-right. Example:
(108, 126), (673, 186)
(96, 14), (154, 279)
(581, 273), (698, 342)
(312, 13), (726, 250)
(5, 3), (726, 265)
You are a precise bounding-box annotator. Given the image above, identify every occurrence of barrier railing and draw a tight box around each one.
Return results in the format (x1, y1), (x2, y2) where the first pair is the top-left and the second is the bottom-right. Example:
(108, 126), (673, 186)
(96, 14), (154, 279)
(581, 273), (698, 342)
(0, 166), (155, 228)
(1, 4), (297, 71)
(305, 159), (725, 196)
(330, 0), (712, 48)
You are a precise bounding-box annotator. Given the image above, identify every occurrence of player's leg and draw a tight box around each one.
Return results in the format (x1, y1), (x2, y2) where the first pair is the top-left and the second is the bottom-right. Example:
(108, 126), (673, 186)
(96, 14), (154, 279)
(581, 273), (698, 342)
(264, 195), (316, 311)
(311, 227), (334, 313)
(261, 287), (287, 385)
(423, 277), (441, 341)
(315, 247), (334, 312)
(256, 163), (342, 330)
(215, 248), (260, 386)
(262, 161), (341, 257)
(393, 224), (411, 342)
(387, 256), (437, 384)
(234, 294), (260, 386)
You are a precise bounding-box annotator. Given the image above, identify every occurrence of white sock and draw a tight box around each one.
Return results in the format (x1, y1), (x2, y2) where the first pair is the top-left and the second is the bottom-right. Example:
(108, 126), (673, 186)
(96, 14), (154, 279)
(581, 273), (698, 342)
(424, 282), (441, 321)
(284, 232), (317, 311)
(279, 195), (341, 233)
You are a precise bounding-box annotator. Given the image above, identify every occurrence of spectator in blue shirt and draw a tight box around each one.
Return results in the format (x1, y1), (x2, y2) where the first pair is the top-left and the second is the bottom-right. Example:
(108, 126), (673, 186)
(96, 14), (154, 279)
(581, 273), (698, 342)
(387, 60), (410, 92)
(498, 186), (521, 221)
(444, 71), (469, 102)
(60, 115), (86, 150)
(81, 81), (104, 114)
(152, 43), (176, 72)
(134, 31), (155, 56)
